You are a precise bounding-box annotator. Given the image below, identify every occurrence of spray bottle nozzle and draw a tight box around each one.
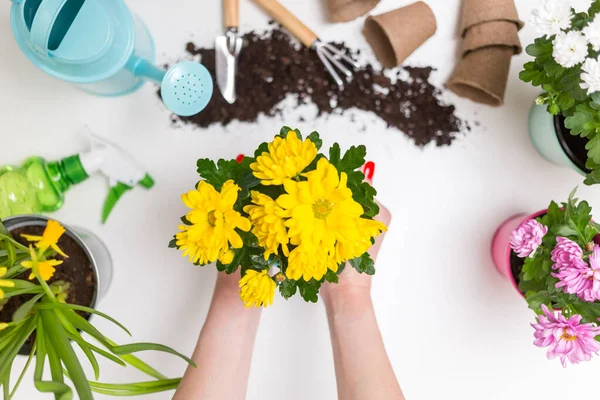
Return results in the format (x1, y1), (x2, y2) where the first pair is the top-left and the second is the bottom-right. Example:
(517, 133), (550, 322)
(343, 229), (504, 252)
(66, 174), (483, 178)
(74, 128), (153, 223)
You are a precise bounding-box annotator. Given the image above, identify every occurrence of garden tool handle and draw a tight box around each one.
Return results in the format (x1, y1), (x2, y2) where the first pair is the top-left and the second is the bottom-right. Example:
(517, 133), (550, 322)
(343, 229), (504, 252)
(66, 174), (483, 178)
(224, 0), (239, 28)
(252, 0), (318, 48)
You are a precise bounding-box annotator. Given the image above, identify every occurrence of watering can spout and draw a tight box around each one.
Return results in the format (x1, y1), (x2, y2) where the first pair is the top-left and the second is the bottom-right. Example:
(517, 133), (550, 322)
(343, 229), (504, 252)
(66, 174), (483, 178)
(125, 55), (166, 84)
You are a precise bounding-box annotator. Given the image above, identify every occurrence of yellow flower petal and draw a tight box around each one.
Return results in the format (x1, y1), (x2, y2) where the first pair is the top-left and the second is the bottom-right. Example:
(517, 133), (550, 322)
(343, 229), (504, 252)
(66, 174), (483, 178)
(0, 323), (8, 331)
(21, 220), (68, 258)
(0, 279), (15, 289)
(245, 191), (290, 259)
(175, 180), (251, 266)
(250, 131), (317, 185)
(239, 270), (276, 308)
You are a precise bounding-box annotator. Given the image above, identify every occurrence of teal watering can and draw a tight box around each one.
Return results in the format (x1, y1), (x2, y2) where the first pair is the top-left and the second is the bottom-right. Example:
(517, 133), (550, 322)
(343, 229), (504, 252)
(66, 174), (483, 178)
(10, 0), (213, 116)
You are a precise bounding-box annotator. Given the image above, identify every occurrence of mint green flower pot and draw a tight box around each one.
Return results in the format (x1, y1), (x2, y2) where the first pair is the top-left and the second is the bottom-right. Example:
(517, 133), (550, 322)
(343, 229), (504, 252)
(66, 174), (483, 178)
(528, 102), (587, 176)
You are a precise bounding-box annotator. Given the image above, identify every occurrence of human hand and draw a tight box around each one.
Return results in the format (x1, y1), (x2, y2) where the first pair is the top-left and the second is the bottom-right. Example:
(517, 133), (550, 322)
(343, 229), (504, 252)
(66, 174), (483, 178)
(321, 201), (392, 308)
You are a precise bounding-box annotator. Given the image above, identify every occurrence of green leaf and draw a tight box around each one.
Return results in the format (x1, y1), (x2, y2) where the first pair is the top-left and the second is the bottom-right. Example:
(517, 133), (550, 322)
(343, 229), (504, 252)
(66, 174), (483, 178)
(306, 131), (322, 150)
(525, 291), (552, 314)
(548, 103), (560, 115)
(278, 279), (297, 300)
(0, 220), (9, 236)
(62, 311), (168, 380)
(584, 168), (600, 185)
(0, 317), (36, 379)
(521, 255), (547, 282)
(180, 216), (192, 225)
(87, 378), (182, 396)
(542, 201), (563, 229)
(555, 92), (575, 111)
(36, 302), (131, 336)
(12, 293), (44, 323)
(329, 143), (341, 166)
(565, 104), (596, 137)
(349, 253), (376, 275)
(338, 145), (367, 174)
(543, 59), (564, 78)
(590, 0), (600, 18)
(587, 134), (600, 164)
(65, 331), (126, 368)
(555, 225), (579, 237)
(562, 73), (589, 102)
(323, 269), (339, 284)
(253, 141), (270, 159)
(168, 237), (177, 249)
(519, 68), (545, 86)
(297, 279), (321, 303)
(32, 318), (72, 400)
(196, 158), (244, 190)
(279, 126), (296, 138)
(41, 310), (93, 400)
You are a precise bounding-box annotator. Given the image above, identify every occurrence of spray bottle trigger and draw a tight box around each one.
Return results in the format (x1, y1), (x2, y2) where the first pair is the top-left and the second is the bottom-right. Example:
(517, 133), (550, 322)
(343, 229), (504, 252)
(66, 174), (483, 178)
(102, 182), (133, 223)
(138, 174), (155, 189)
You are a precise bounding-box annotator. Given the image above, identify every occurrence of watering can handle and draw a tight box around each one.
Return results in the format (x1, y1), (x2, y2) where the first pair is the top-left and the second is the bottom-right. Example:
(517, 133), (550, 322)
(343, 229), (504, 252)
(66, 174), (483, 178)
(30, 0), (69, 55)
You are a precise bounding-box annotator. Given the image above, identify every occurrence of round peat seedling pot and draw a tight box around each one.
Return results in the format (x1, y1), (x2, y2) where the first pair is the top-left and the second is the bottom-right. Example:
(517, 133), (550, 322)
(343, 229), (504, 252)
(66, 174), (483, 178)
(491, 209), (547, 297)
(1, 215), (113, 355)
(528, 102), (590, 176)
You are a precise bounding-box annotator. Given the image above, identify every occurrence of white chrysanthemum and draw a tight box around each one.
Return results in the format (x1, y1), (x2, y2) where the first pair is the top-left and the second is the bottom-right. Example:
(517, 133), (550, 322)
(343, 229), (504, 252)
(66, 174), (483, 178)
(553, 31), (589, 68)
(583, 15), (600, 51)
(581, 58), (600, 94)
(531, 0), (574, 36)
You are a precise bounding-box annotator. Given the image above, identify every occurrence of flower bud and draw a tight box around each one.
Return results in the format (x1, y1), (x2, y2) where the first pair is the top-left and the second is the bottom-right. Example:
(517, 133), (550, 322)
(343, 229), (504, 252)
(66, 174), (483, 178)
(535, 96), (546, 105)
(274, 272), (286, 283)
(586, 242), (595, 252)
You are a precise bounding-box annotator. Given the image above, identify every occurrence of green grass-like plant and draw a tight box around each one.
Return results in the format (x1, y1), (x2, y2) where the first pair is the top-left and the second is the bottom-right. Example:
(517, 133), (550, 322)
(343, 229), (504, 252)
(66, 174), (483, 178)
(0, 220), (194, 399)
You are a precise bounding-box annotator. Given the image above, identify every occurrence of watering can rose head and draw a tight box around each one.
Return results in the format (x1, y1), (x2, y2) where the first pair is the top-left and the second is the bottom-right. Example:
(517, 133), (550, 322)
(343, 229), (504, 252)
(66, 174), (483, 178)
(170, 127), (387, 307)
(508, 189), (600, 366)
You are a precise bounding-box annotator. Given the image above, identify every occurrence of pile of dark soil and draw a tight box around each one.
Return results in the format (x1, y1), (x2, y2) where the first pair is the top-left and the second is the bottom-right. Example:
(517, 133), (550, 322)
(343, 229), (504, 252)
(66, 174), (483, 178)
(167, 26), (469, 147)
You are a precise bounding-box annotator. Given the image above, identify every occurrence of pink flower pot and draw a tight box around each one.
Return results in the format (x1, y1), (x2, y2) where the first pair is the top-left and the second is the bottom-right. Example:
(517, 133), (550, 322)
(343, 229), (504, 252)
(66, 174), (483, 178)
(491, 209), (547, 296)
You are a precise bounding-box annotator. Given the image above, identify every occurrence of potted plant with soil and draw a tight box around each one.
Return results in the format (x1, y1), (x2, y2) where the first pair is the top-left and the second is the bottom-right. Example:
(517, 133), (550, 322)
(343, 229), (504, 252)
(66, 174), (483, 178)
(522, 0), (600, 184)
(170, 127), (387, 307)
(0, 216), (194, 399)
(492, 190), (600, 366)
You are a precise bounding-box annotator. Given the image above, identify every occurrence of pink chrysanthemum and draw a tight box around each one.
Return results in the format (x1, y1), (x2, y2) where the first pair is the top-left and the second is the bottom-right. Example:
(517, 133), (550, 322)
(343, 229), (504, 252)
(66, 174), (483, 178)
(553, 245), (600, 302)
(551, 237), (586, 270)
(532, 305), (600, 367)
(509, 219), (548, 258)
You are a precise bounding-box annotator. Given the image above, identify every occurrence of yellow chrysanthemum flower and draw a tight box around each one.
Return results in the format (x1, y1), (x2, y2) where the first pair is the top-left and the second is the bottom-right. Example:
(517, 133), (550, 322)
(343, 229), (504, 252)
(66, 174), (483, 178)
(176, 180), (251, 265)
(334, 218), (387, 263)
(243, 191), (290, 260)
(286, 245), (339, 281)
(21, 220), (68, 257)
(250, 131), (318, 186)
(0, 267), (15, 300)
(239, 270), (276, 308)
(277, 158), (365, 251)
(21, 246), (62, 281)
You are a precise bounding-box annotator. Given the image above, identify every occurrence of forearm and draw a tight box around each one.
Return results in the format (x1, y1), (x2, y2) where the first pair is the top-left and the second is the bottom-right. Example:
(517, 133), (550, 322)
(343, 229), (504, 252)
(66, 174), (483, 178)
(174, 275), (261, 400)
(325, 294), (404, 400)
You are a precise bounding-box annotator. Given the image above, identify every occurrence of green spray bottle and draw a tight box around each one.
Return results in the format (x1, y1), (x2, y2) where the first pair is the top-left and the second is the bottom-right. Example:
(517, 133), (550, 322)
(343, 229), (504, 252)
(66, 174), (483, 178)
(0, 129), (154, 222)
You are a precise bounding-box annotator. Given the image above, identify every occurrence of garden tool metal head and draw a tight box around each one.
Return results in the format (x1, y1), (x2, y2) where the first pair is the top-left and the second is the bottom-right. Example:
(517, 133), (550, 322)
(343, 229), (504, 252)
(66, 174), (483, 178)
(215, 0), (244, 103)
(252, 0), (360, 88)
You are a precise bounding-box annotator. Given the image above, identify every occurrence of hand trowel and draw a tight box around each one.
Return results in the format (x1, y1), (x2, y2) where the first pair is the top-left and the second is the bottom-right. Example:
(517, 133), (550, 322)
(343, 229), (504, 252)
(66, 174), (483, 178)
(215, 0), (244, 104)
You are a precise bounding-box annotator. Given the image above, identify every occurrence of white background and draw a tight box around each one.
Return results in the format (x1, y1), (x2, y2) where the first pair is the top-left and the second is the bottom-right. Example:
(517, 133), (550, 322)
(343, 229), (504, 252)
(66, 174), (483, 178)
(2, 0), (599, 399)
